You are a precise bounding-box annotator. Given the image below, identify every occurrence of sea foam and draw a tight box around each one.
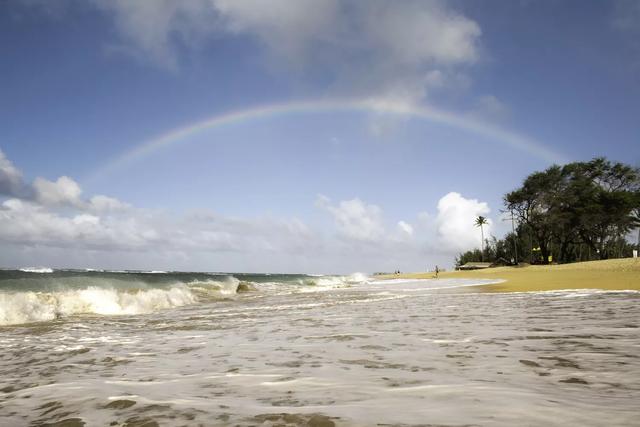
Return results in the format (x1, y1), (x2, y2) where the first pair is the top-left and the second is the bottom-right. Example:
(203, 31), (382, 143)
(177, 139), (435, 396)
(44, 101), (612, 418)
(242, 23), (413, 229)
(187, 277), (241, 297)
(0, 271), (371, 325)
(0, 276), (250, 326)
(19, 267), (54, 273)
(298, 272), (370, 291)
(0, 286), (198, 325)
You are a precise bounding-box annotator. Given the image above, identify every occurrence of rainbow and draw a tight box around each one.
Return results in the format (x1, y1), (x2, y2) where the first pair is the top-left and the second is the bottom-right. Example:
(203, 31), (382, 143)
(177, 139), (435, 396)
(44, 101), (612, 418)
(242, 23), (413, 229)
(91, 98), (566, 181)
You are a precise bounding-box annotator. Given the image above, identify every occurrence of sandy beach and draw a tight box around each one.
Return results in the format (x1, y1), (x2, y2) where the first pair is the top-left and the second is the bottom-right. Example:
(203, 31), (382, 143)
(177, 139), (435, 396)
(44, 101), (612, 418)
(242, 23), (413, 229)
(380, 258), (640, 293)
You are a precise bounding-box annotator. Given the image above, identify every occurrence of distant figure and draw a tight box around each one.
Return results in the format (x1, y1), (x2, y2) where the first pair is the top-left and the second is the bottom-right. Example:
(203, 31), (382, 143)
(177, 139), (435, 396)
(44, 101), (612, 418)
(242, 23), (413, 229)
(434, 265), (439, 279)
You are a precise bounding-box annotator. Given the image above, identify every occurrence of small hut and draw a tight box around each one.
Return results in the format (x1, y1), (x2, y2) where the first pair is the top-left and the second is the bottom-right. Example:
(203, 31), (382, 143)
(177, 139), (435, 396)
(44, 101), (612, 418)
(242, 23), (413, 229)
(457, 262), (492, 271)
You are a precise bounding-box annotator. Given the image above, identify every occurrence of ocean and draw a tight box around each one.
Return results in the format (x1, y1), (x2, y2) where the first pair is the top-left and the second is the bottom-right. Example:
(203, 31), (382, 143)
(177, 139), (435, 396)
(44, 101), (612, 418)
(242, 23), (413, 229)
(1, 269), (639, 426)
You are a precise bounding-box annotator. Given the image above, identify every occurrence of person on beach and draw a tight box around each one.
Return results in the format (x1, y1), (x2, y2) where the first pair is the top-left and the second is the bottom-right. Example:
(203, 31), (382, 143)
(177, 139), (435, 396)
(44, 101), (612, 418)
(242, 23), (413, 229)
(434, 266), (439, 279)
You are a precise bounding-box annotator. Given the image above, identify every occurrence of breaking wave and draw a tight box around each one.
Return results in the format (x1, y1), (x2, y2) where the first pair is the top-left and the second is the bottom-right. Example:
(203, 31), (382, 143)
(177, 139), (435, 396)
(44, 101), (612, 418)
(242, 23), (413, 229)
(297, 272), (370, 291)
(187, 277), (243, 297)
(0, 271), (370, 326)
(0, 278), (244, 326)
(19, 267), (54, 273)
(0, 286), (197, 325)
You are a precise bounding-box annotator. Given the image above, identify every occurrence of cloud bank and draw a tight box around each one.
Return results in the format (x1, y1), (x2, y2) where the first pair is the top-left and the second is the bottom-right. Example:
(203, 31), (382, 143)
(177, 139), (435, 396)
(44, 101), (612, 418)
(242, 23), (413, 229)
(93, 0), (481, 105)
(0, 149), (493, 272)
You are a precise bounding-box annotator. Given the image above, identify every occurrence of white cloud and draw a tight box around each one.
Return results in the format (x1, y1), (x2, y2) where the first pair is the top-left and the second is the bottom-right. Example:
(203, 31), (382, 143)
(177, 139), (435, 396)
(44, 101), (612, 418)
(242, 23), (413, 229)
(0, 188), (494, 272)
(89, 0), (481, 104)
(211, 0), (480, 67)
(397, 220), (414, 236)
(0, 151), (497, 272)
(0, 150), (315, 261)
(0, 149), (28, 197)
(316, 195), (385, 241)
(0, 148), (136, 213)
(362, 1), (480, 66)
(0, 198), (155, 249)
(0, 149), (130, 211)
(94, 0), (217, 69)
(33, 176), (83, 207)
(1, 152), (127, 212)
(0, 197), (315, 256)
(88, 195), (131, 212)
(435, 192), (491, 252)
(312, 192), (496, 270)
(213, 0), (340, 63)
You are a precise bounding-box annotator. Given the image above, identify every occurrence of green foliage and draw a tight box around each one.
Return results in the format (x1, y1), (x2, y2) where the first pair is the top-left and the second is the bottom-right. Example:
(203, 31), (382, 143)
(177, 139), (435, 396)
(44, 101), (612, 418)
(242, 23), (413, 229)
(455, 248), (483, 267)
(474, 215), (489, 261)
(503, 157), (640, 264)
(456, 158), (640, 267)
(475, 216), (488, 227)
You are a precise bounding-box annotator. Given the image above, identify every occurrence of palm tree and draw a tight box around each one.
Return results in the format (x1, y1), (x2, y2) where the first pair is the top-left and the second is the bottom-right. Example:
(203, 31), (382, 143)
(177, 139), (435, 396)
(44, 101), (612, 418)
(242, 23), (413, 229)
(475, 215), (489, 261)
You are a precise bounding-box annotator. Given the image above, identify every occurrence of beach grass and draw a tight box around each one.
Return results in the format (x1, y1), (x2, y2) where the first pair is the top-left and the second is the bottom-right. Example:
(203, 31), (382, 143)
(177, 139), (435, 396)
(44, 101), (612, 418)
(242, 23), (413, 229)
(379, 258), (640, 292)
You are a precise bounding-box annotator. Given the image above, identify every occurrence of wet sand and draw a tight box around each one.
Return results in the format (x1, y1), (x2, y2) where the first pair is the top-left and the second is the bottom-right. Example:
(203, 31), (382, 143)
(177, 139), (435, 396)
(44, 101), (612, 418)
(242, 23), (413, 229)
(383, 258), (640, 292)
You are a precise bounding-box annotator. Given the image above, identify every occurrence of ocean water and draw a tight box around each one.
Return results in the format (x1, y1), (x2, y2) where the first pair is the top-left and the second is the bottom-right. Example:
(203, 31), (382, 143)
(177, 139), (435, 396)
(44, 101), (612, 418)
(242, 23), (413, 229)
(0, 270), (639, 426)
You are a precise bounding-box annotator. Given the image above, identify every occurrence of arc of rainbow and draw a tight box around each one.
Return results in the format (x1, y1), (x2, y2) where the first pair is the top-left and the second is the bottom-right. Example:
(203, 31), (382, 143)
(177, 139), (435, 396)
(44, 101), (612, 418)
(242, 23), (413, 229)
(90, 98), (566, 182)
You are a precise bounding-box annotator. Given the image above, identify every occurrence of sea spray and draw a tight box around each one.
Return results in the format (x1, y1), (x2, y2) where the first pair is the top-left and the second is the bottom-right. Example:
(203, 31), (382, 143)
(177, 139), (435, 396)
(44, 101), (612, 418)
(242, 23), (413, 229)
(0, 270), (367, 325)
(297, 272), (370, 291)
(18, 267), (54, 273)
(0, 286), (197, 325)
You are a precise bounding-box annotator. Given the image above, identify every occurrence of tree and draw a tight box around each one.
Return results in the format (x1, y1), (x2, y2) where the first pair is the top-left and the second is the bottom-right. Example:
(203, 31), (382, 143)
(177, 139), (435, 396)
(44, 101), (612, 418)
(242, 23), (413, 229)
(475, 216), (488, 261)
(504, 166), (562, 263)
(455, 248), (483, 267)
(505, 158), (640, 263)
(456, 158), (639, 267)
(567, 159), (639, 259)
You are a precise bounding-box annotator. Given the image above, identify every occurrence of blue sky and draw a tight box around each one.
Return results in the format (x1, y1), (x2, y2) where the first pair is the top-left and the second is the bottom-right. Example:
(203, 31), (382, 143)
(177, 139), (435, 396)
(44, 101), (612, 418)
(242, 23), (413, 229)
(1, 0), (639, 273)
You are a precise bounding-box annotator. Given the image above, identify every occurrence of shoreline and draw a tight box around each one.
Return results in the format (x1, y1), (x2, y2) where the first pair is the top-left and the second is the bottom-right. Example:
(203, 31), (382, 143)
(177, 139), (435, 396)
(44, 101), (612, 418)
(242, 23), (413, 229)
(376, 258), (640, 293)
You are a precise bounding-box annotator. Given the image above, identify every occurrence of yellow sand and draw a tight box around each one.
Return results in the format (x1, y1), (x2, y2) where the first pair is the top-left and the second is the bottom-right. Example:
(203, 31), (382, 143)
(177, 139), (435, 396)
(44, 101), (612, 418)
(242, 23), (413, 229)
(378, 258), (640, 293)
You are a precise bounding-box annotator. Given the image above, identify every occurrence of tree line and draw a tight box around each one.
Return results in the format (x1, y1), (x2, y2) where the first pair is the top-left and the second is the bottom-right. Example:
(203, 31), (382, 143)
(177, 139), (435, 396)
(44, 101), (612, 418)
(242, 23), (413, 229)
(455, 158), (640, 267)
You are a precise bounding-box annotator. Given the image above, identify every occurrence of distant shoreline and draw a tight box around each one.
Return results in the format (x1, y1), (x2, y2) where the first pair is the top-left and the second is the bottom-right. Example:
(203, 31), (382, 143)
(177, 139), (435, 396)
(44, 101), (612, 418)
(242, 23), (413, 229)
(377, 258), (640, 292)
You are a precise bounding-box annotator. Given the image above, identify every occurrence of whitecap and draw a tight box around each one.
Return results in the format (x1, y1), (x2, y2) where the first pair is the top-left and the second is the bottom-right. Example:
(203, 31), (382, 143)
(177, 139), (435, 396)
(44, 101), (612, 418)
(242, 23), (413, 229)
(19, 267), (54, 273)
(0, 285), (197, 325)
